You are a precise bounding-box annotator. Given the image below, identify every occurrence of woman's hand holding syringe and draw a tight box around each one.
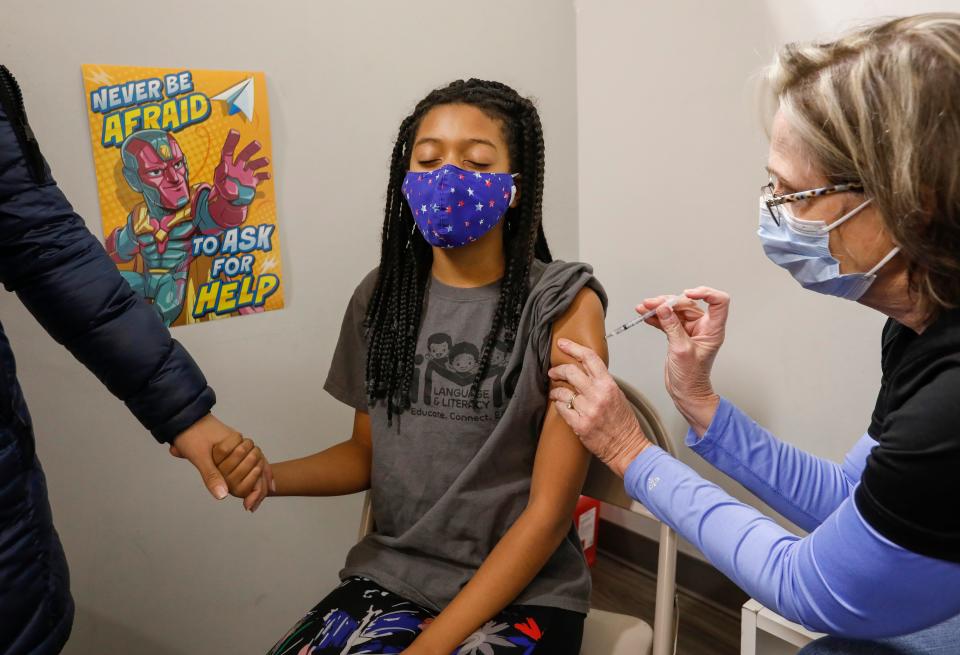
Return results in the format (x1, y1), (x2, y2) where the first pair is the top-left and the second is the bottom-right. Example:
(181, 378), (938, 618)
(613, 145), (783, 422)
(606, 293), (705, 338)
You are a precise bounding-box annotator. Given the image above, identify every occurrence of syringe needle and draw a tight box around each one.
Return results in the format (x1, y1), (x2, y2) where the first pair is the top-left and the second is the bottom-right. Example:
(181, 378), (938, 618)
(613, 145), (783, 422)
(605, 294), (684, 339)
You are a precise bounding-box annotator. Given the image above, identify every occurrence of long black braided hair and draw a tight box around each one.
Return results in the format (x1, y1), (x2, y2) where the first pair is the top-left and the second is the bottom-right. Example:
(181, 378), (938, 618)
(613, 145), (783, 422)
(364, 79), (552, 423)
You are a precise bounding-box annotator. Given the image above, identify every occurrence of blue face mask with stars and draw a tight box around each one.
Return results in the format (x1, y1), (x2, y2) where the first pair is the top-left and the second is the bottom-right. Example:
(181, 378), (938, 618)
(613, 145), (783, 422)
(403, 163), (518, 249)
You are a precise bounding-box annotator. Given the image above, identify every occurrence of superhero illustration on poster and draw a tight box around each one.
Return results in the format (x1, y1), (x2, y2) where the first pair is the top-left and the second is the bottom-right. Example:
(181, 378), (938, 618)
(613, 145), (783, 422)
(81, 65), (284, 327)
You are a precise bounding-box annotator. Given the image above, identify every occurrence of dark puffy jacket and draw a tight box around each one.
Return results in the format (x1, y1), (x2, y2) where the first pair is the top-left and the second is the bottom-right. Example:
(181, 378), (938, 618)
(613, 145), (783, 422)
(0, 65), (216, 654)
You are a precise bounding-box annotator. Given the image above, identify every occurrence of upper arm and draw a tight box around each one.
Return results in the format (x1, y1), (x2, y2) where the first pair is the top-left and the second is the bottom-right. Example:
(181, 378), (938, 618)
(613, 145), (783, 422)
(352, 409), (372, 452)
(528, 288), (607, 521)
(549, 286), (609, 380)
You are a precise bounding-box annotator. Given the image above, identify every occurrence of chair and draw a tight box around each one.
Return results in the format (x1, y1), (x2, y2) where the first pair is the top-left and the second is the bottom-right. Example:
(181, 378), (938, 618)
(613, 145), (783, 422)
(356, 376), (678, 655)
(741, 598), (821, 654)
(578, 377), (678, 655)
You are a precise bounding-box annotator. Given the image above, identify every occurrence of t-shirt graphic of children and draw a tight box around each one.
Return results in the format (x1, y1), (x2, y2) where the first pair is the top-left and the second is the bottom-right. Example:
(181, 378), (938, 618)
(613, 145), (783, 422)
(424, 333), (452, 365)
(417, 333), (513, 410)
(421, 335), (473, 403)
(445, 342), (480, 379)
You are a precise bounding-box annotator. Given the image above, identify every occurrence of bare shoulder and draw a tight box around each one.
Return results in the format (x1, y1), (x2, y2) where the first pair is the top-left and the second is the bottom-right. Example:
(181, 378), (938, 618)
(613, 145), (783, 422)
(550, 287), (608, 371)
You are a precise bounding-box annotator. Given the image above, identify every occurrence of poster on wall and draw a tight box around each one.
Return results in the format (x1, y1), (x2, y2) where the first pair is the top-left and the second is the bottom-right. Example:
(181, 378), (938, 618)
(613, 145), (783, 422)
(81, 64), (284, 327)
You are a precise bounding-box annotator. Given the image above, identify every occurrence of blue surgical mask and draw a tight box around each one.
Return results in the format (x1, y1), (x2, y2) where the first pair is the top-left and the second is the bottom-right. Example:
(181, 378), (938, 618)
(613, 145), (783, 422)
(757, 197), (900, 301)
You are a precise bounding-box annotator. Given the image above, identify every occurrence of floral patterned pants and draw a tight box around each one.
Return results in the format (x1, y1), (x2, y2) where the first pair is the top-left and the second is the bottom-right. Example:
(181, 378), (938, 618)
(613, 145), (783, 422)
(267, 577), (584, 655)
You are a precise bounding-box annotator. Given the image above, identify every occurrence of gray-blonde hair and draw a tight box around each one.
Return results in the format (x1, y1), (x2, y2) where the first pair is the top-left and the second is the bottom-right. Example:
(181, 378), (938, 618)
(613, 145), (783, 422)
(766, 13), (960, 313)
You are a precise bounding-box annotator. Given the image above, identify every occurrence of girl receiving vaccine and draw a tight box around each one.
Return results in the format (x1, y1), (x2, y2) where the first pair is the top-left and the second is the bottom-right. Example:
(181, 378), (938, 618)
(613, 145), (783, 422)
(215, 79), (607, 655)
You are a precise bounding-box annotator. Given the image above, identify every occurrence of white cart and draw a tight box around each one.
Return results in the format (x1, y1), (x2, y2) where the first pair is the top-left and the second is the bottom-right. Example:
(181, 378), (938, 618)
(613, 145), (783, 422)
(741, 599), (824, 655)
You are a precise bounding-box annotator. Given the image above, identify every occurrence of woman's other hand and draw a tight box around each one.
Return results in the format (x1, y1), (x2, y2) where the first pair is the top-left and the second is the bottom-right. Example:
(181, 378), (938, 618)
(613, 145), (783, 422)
(548, 339), (652, 477)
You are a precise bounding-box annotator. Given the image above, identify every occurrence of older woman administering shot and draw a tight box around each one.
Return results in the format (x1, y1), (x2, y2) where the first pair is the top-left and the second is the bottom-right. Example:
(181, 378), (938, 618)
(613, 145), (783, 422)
(549, 14), (960, 654)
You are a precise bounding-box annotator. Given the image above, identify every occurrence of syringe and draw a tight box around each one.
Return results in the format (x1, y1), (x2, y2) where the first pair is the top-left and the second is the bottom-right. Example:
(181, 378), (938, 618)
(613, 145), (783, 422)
(605, 294), (685, 339)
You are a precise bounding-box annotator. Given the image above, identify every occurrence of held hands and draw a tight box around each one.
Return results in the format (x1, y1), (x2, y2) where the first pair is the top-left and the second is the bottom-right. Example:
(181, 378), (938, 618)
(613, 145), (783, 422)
(213, 432), (274, 512)
(169, 414), (250, 500)
(169, 415), (273, 511)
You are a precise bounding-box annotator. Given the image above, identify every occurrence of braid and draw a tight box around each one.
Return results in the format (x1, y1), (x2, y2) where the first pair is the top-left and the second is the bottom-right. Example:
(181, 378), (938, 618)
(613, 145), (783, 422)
(364, 79), (552, 420)
(467, 95), (548, 406)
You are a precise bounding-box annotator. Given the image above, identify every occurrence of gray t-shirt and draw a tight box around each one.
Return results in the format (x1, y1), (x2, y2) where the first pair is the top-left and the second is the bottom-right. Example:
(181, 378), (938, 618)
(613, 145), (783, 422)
(324, 258), (607, 614)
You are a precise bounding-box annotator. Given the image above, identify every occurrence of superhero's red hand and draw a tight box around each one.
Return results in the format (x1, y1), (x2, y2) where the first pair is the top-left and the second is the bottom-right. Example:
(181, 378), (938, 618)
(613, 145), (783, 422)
(213, 129), (271, 206)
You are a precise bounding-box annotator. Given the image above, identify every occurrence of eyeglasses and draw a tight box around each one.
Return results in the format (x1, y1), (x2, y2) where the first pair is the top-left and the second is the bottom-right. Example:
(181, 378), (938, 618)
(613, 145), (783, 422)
(761, 181), (864, 226)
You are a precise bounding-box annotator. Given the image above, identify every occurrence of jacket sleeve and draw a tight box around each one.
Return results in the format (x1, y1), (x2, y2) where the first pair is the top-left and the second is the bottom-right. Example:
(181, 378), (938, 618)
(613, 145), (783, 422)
(0, 77), (215, 443)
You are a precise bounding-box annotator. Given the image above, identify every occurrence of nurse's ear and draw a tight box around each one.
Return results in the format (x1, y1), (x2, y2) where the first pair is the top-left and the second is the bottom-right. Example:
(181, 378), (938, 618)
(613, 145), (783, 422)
(509, 173), (521, 209)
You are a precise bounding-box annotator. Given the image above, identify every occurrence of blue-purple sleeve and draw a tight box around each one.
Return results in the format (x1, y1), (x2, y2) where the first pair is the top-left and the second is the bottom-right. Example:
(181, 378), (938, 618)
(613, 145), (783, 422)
(686, 398), (876, 531)
(624, 446), (960, 638)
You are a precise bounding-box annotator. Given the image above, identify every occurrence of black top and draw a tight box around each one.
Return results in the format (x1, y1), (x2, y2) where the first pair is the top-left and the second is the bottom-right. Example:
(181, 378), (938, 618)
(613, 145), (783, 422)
(856, 307), (960, 563)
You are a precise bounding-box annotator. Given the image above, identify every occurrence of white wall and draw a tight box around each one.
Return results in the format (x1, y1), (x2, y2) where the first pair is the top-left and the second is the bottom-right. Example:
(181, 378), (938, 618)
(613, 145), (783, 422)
(0, 2), (579, 652)
(5, 1), (956, 651)
(576, 0), (959, 564)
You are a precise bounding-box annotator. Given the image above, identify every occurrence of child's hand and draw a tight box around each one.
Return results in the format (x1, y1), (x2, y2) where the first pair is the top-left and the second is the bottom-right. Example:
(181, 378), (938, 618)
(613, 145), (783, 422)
(213, 433), (271, 512)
